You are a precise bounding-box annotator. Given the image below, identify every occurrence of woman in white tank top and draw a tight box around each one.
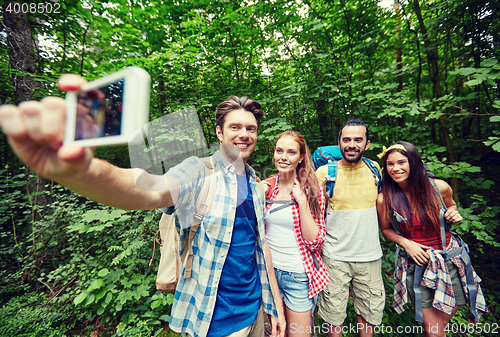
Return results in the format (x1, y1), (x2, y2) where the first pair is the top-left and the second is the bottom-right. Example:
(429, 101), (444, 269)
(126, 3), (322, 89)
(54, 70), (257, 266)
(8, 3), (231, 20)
(264, 131), (328, 337)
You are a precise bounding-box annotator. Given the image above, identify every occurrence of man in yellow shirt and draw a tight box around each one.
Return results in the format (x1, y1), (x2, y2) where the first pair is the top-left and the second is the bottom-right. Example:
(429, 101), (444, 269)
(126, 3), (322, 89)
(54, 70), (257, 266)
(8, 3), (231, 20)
(315, 119), (385, 337)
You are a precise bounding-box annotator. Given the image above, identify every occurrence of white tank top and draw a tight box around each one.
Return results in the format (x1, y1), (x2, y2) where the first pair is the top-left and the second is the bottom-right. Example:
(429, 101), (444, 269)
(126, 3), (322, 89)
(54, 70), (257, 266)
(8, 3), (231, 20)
(265, 202), (305, 273)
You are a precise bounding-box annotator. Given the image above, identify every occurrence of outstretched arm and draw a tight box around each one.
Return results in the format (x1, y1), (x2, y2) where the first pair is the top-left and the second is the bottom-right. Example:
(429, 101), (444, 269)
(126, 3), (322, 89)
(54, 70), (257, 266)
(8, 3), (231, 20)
(0, 74), (174, 210)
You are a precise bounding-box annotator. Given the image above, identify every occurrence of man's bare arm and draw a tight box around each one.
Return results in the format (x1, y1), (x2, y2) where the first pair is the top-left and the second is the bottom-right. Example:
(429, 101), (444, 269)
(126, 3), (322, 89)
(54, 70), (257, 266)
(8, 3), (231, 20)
(0, 74), (177, 210)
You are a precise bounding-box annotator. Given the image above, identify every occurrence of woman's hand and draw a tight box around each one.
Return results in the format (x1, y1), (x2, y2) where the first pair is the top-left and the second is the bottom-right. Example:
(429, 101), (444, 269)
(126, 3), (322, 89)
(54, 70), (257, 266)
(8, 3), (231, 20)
(270, 314), (286, 337)
(401, 238), (430, 266)
(444, 208), (463, 225)
(263, 180), (271, 195)
(291, 178), (307, 205)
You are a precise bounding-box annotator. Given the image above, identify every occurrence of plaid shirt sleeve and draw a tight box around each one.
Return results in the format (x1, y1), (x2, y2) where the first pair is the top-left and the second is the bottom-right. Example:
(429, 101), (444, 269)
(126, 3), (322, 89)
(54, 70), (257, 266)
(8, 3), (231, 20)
(298, 181), (326, 251)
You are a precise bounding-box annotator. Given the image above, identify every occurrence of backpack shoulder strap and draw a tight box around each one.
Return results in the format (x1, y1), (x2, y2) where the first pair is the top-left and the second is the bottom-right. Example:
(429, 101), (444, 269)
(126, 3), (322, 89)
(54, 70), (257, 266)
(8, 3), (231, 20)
(194, 156), (217, 222)
(324, 160), (338, 199)
(390, 209), (406, 236)
(390, 208), (408, 272)
(362, 157), (382, 193)
(429, 177), (447, 211)
(428, 177), (450, 251)
(182, 156), (216, 278)
(267, 200), (298, 214)
(264, 175), (297, 213)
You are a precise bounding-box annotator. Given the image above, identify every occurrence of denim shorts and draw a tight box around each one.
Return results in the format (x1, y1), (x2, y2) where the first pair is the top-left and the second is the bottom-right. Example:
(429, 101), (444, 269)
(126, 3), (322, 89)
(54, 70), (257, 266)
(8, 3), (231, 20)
(274, 267), (313, 313)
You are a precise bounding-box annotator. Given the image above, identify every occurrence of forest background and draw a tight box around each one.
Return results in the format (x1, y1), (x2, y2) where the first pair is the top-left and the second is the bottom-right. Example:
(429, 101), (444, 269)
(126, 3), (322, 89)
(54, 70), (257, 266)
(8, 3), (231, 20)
(0, 0), (499, 336)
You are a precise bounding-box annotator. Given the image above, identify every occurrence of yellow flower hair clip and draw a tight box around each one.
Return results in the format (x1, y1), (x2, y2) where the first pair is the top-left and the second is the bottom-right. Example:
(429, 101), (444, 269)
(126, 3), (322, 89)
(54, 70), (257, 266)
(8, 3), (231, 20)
(377, 144), (407, 159)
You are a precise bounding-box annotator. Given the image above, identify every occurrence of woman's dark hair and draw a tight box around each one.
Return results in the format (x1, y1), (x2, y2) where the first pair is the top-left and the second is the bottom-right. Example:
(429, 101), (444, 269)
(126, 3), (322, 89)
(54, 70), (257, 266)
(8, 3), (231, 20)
(216, 96), (264, 131)
(274, 131), (322, 218)
(381, 141), (441, 235)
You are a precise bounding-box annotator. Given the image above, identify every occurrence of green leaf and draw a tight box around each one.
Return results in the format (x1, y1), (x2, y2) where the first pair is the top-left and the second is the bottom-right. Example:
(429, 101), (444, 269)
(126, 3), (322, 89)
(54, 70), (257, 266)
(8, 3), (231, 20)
(74, 292), (87, 305)
(490, 116), (500, 123)
(457, 67), (476, 76)
(88, 279), (104, 291)
(465, 79), (482, 86)
(150, 299), (162, 309)
(84, 293), (95, 306)
(135, 305), (148, 311)
(81, 9), (92, 21)
(484, 137), (500, 146)
(445, 73), (456, 83)
(159, 315), (170, 322)
(461, 220), (470, 231)
(98, 268), (110, 277)
(103, 292), (113, 307)
(82, 209), (108, 222)
(493, 142), (500, 152)
(96, 289), (107, 301)
(67, 222), (89, 233)
(480, 58), (498, 67)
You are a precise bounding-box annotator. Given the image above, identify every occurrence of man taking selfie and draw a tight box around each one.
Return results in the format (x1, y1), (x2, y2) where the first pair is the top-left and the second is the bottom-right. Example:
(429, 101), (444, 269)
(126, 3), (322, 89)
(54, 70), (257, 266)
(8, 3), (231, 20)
(0, 74), (285, 337)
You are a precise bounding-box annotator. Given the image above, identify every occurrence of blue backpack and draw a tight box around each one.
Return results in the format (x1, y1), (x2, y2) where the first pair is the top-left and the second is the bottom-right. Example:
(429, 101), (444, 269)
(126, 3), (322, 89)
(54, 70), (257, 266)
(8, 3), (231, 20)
(312, 145), (382, 198)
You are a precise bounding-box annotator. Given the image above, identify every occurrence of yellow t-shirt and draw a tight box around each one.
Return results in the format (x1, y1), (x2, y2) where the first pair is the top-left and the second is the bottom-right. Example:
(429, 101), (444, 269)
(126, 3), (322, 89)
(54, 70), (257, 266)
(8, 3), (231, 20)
(315, 160), (382, 262)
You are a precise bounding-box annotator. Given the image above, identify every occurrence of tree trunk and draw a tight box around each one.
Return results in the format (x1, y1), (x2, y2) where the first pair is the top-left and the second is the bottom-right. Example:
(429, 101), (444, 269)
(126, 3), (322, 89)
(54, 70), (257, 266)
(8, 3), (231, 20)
(394, 0), (405, 128)
(2, 1), (40, 103)
(3, 2), (51, 211)
(413, 0), (459, 202)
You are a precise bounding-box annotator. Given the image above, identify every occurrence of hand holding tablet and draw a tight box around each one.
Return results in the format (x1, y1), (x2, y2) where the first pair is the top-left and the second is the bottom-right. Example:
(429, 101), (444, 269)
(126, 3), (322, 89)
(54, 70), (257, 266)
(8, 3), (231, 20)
(64, 66), (151, 147)
(0, 67), (151, 182)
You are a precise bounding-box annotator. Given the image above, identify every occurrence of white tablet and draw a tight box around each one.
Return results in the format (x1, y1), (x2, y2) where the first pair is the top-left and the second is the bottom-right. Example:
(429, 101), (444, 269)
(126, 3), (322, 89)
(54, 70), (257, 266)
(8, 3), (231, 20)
(64, 66), (150, 147)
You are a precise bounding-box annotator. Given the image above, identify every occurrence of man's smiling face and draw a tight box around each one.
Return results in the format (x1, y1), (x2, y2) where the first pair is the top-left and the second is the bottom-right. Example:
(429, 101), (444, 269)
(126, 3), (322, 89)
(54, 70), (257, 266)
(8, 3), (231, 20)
(216, 108), (258, 164)
(339, 125), (370, 165)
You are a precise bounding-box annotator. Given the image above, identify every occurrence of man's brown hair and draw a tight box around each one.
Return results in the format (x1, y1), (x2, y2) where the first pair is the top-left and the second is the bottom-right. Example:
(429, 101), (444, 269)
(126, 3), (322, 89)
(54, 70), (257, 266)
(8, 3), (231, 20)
(216, 96), (264, 132)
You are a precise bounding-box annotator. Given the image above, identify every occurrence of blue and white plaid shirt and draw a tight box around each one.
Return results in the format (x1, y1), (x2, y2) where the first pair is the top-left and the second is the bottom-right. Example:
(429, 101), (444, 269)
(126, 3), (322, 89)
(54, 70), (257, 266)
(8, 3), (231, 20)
(166, 150), (278, 337)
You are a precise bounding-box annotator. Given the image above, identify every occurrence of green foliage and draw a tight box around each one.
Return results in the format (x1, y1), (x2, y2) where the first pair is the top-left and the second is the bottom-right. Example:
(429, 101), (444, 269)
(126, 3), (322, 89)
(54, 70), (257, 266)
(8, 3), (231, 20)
(0, 293), (74, 337)
(1, 0), (500, 333)
(0, 167), (168, 335)
(484, 116), (500, 152)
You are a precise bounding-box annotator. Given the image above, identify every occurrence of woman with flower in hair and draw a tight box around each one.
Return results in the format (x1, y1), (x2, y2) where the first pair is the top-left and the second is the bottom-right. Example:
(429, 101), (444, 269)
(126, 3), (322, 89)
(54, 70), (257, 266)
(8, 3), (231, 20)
(376, 141), (487, 337)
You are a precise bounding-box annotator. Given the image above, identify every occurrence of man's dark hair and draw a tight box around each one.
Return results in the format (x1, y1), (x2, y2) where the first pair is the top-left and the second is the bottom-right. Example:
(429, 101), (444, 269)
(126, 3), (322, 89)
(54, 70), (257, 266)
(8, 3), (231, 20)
(337, 118), (370, 143)
(216, 96), (264, 132)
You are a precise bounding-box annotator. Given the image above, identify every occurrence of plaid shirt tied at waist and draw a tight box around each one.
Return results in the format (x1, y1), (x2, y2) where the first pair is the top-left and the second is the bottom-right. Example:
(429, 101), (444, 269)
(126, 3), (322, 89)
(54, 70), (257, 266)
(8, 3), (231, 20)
(393, 235), (488, 321)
